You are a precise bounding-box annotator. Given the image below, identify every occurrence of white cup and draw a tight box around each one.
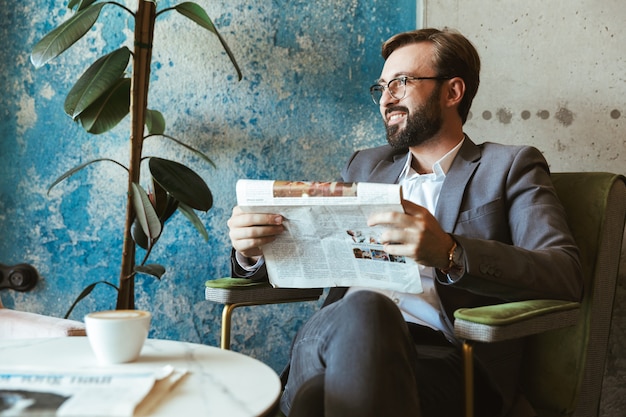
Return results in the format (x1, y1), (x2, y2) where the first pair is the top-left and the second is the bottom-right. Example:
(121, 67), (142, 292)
(85, 310), (151, 365)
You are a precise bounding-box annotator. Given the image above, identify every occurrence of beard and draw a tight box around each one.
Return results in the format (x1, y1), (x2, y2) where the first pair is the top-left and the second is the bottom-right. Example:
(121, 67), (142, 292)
(385, 84), (443, 149)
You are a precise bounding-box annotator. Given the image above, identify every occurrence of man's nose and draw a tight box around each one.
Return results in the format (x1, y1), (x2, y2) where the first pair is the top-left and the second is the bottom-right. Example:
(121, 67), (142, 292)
(379, 88), (399, 107)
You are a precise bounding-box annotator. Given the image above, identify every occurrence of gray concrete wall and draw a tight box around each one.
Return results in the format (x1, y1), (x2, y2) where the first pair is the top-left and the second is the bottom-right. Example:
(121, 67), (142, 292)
(424, 1), (625, 415)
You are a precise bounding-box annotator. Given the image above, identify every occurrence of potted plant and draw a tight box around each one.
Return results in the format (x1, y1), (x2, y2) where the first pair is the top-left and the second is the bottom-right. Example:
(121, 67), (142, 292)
(30, 0), (241, 316)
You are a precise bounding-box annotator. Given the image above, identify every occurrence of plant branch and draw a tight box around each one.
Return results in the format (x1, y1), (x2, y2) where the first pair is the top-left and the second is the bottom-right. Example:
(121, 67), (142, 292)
(139, 243), (155, 267)
(32, 0), (239, 313)
(109, 1), (136, 16)
(144, 133), (216, 167)
(154, 6), (176, 18)
(117, 0), (156, 310)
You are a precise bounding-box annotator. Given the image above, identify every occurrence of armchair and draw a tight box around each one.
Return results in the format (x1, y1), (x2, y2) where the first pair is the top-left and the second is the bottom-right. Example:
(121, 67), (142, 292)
(205, 172), (626, 417)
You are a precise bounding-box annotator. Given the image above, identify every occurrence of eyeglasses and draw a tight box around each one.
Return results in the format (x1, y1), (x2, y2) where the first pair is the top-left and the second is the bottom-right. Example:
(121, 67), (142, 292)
(369, 75), (451, 104)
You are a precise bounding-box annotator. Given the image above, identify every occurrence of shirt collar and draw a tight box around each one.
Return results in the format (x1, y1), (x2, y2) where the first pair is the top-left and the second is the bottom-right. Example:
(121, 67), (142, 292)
(399, 136), (465, 180)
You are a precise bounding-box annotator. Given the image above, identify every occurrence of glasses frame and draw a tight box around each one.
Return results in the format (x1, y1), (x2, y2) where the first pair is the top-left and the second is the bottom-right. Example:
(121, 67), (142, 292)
(369, 75), (452, 104)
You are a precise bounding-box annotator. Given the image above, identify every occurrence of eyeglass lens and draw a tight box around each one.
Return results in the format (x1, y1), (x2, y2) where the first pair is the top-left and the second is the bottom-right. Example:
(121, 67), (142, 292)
(370, 78), (406, 104)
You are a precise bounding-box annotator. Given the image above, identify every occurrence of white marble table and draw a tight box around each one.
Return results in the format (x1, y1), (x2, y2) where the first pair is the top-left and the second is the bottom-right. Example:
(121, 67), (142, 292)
(0, 337), (281, 417)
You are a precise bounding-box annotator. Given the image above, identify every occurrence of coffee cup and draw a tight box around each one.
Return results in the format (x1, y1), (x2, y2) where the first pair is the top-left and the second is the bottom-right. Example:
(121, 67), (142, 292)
(85, 310), (151, 365)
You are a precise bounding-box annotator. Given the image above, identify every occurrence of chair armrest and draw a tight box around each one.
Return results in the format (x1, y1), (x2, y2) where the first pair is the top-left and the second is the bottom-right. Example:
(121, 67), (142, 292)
(453, 299), (580, 343)
(205, 278), (323, 350)
(205, 277), (323, 305)
(0, 308), (86, 339)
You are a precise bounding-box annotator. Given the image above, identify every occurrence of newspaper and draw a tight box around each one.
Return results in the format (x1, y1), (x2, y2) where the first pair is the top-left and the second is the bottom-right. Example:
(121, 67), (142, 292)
(0, 366), (187, 416)
(237, 180), (422, 293)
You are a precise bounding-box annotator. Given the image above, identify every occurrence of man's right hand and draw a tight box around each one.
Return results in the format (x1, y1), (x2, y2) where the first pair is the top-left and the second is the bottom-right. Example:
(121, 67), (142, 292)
(227, 206), (285, 260)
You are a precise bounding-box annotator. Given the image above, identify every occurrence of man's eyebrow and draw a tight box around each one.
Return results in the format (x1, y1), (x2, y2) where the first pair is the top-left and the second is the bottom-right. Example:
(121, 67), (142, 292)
(375, 73), (412, 84)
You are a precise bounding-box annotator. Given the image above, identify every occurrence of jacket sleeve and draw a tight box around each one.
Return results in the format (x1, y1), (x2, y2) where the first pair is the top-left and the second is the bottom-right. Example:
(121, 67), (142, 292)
(437, 145), (582, 302)
(229, 248), (269, 281)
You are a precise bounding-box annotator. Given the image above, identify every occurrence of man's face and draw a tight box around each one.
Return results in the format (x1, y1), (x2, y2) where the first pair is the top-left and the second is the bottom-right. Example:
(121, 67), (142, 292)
(384, 82), (443, 149)
(378, 43), (444, 149)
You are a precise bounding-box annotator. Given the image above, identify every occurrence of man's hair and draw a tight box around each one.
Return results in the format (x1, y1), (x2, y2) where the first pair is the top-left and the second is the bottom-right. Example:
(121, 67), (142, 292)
(381, 28), (480, 124)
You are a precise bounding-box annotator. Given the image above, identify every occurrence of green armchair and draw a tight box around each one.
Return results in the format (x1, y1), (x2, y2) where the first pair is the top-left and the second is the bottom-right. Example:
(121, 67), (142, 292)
(205, 172), (626, 417)
(454, 172), (626, 417)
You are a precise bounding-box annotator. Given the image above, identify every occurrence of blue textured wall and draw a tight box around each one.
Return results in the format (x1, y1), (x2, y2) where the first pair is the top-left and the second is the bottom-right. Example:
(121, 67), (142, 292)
(0, 0), (418, 371)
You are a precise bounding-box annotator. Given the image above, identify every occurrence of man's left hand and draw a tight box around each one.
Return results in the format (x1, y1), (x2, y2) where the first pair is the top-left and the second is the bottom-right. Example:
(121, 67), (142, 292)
(367, 200), (454, 268)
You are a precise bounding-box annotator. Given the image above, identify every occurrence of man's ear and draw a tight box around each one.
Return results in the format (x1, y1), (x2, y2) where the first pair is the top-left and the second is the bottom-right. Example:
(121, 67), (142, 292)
(444, 77), (465, 108)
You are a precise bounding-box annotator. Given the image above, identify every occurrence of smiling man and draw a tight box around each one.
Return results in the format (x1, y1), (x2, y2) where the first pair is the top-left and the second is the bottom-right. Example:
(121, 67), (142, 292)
(226, 28), (582, 417)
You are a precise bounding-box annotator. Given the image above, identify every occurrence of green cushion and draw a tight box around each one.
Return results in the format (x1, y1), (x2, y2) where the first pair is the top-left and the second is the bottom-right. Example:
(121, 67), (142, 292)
(454, 299), (580, 326)
(205, 277), (271, 289)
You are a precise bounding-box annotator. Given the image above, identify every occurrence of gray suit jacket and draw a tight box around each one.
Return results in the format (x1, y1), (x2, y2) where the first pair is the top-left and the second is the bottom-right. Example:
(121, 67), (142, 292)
(325, 137), (582, 313)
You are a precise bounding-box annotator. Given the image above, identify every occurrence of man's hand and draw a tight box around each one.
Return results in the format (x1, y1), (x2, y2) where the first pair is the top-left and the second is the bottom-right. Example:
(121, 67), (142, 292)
(367, 200), (454, 268)
(227, 206), (285, 261)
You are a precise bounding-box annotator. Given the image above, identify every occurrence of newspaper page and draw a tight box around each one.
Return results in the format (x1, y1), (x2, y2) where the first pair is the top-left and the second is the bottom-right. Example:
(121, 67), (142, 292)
(0, 366), (186, 416)
(237, 180), (422, 293)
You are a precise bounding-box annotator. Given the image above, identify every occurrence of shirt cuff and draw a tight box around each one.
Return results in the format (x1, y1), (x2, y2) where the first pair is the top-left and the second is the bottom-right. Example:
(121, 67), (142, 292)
(235, 251), (265, 272)
(444, 262), (465, 283)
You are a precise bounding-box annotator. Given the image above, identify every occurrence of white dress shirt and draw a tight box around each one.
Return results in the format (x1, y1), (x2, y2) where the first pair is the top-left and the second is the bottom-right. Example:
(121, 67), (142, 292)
(346, 138), (464, 342)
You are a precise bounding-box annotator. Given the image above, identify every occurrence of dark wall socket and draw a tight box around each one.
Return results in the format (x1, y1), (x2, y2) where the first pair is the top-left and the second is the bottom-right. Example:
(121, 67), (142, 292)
(0, 263), (39, 292)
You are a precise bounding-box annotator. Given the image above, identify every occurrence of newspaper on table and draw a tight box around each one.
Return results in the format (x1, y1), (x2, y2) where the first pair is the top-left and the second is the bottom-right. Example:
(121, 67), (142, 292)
(237, 180), (423, 294)
(0, 365), (187, 416)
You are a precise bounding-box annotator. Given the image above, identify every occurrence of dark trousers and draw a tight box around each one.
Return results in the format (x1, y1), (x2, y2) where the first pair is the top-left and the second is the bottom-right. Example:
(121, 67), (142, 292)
(281, 290), (502, 417)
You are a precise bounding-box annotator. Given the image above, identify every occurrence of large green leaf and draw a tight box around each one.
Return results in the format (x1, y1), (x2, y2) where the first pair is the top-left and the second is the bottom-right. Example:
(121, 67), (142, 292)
(173, 2), (218, 34)
(134, 264), (166, 279)
(131, 182), (162, 241)
(151, 178), (179, 223)
(31, 2), (107, 68)
(151, 178), (171, 221)
(131, 180), (178, 250)
(148, 157), (213, 211)
(178, 202), (209, 242)
(145, 109), (166, 135)
(65, 47), (131, 119)
(78, 77), (131, 134)
(131, 218), (150, 250)
(173, 2), (242, 81)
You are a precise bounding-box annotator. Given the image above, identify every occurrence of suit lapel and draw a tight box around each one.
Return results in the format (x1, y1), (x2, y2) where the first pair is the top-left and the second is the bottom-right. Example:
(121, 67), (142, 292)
(367, 151), (407, 184)
(435, 138), (481, 232)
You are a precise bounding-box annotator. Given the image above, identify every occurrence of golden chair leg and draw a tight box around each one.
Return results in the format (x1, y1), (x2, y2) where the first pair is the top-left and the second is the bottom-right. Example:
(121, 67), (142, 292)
(218, 295), (322, 350)
(221, 303), (237, 350)
(463, 341), (474, 417)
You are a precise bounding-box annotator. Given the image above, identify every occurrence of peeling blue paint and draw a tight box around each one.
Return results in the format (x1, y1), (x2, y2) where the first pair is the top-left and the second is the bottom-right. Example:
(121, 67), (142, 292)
(0, 0), (418, 372)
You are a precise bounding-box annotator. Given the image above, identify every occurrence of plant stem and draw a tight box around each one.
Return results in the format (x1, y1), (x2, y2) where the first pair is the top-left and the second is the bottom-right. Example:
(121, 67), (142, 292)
(117, 0), (156, 310)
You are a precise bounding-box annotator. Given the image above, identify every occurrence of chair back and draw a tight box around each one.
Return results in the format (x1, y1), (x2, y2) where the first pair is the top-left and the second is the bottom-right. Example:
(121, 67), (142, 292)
(521, 173), (626, 417)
